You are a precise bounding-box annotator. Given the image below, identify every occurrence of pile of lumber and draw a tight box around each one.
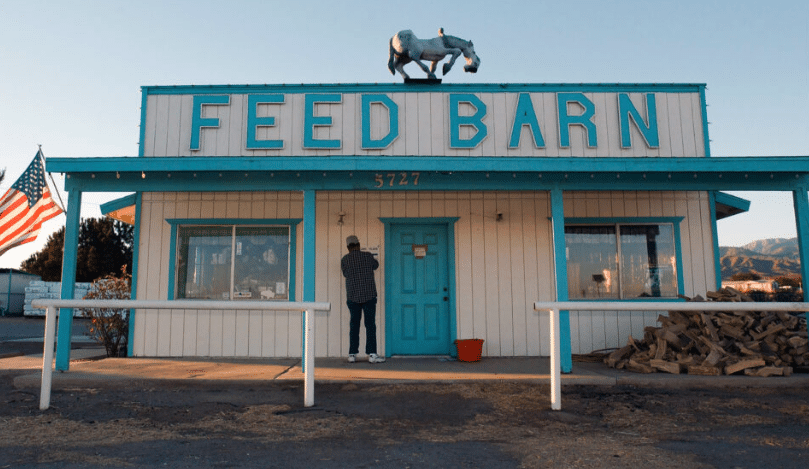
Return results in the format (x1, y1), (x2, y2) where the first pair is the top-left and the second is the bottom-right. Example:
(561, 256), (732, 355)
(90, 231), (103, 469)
(605, 288), (809, 376)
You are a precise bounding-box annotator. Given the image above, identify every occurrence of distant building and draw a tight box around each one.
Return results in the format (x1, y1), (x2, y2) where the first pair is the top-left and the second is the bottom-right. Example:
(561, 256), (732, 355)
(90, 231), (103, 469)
(0, 269), (40, 316)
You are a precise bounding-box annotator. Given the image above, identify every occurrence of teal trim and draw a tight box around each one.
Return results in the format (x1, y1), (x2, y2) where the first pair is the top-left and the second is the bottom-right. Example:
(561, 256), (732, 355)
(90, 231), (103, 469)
(565, 216), (687, 297)
(557, 92), (597, 148)
(549, 188), (572, 373)
(302, 191), (316, 301)
(246, 94), (284, 149)
(301, 191), (316, 371)
(100, 193), (137, 215)
(509, 93), (545, 148)
(792, 187), (809, 300)
(619, 93), (659, 148)
(449, 94), (487, 148)
(55, 189), (82, 371)
(714, 191), (751, 217)
(165, 218), (302, 301)
(127, 192), (142, 357)
(166, 222), (178, 300)
(48, 156), (809, 177)
(380, 217), (460, 357)
(138, 90), (148, 157)
(190, 95), (230, 151)
(361, 94), (399, 149)
(566, 216), (685, 224)
(303, 94), (341, 149)
(700, 85), (711, 157)
(708, 192), (722, 290)
(142, 83), (707, 96)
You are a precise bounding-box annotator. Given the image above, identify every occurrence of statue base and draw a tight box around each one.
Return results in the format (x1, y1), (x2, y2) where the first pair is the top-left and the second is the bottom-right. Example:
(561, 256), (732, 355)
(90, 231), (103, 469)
(404, 78), (442, 85)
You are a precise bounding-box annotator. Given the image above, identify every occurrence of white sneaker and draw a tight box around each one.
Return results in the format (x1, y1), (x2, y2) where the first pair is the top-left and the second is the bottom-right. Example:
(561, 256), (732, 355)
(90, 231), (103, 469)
(368, 353), (386, 363)
(347, 354), (356, 363)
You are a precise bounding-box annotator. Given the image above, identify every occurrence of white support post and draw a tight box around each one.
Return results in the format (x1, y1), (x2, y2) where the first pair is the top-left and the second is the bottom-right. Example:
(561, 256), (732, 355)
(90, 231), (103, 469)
(40, 306), (57, 410)
(549, 307), (561, 411)
(304, 308), (315, 407)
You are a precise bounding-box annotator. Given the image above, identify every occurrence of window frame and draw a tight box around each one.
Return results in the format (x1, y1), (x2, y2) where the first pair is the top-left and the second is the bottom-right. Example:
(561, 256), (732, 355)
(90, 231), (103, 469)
(564, 217), (685, 301)
(167, 218), (302, 301)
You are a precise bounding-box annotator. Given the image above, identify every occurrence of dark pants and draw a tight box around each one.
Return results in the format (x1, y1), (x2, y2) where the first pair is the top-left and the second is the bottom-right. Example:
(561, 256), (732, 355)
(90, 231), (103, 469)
(347, 298), (377, 355)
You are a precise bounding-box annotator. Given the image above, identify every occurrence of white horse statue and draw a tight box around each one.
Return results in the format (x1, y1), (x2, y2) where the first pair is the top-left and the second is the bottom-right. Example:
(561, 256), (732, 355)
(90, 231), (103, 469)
(388, 28), (480, 80)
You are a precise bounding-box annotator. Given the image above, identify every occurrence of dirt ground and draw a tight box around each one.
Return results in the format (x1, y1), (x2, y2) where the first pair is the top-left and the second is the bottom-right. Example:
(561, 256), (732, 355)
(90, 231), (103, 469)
(2, 370), (808, 469)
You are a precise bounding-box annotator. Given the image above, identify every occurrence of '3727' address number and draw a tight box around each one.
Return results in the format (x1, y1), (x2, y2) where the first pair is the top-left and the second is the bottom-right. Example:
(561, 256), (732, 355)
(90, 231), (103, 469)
(374, 172), (420, 188)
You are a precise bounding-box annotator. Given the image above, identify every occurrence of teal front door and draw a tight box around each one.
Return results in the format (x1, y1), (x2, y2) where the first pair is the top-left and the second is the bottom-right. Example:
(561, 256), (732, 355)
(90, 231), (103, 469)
(387, 223), (452, 355)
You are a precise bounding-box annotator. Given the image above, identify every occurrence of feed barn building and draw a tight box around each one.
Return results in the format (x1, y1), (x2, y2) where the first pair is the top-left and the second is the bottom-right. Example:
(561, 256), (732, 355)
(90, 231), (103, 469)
(48, 82), (809, 372)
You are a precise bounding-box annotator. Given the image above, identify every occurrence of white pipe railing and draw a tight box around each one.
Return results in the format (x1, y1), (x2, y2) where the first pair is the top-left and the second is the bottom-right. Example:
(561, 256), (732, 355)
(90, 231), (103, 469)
(534, 301), (809, 411)
(32, 299), (331, 411)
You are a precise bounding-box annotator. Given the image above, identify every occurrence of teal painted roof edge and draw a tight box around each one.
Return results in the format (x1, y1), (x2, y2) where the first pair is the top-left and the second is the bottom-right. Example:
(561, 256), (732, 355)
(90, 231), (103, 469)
(141, 83), (707, 95)
(100, 193), (137, 215)
(48, 156), (809, 174)
(714, 191), (751, 213)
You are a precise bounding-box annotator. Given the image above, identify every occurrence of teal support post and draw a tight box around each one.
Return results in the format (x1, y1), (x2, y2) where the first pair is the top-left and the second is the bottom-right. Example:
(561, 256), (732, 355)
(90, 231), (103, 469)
(55, 189), (82, 371)
(301, 190), (316, 371)
(793, 186), (809, 331)
(549, 187), (572, 373)
(708, 191), (722, 290)
(127, 193), (142, 358)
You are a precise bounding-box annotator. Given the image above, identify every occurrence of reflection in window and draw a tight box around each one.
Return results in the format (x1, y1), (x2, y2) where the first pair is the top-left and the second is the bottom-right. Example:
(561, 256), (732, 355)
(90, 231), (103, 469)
(565, 224), (677, 299)
(176, 225), (290, 300)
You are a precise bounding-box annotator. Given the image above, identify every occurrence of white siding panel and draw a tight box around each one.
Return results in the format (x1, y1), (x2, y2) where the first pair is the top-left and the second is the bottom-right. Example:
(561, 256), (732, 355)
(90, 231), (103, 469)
(132, 190), (713, 358)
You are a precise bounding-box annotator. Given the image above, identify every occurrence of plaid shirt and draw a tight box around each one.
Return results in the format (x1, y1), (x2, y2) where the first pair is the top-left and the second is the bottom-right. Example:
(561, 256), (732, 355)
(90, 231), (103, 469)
(341, 250), (379, 303)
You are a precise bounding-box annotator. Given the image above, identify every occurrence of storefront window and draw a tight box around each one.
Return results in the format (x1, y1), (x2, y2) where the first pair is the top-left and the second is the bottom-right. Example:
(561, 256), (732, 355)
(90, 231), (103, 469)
(176, 225), (290, 300)
(565, 223), (678, 299)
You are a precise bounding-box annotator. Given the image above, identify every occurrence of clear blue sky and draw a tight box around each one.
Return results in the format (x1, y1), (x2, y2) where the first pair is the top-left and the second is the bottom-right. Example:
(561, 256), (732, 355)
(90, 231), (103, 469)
(1, 0), (807, 269)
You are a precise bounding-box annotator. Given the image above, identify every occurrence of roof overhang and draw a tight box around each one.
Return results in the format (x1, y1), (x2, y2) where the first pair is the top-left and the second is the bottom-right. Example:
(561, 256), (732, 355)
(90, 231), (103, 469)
(47, 156), (809, 193)
(713, 191), (751, 220)
(100, 193), (137, 225)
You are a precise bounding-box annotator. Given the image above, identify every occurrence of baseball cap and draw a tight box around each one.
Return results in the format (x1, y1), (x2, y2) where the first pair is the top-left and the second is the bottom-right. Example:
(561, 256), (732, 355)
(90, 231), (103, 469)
(346, 235), (360, 246)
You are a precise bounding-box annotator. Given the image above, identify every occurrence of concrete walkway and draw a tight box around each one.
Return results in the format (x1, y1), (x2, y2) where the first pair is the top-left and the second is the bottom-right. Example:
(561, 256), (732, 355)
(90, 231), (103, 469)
(6, 350), (809, 390)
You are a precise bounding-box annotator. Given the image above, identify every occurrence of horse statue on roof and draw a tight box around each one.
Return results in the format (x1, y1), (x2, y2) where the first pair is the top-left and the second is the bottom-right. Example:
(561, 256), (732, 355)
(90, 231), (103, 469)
(388, 28), (480, 80)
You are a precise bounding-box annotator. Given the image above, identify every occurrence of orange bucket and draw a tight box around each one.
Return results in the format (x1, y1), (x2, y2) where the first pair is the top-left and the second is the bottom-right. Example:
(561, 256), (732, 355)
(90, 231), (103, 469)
(454, 339), (484, 362)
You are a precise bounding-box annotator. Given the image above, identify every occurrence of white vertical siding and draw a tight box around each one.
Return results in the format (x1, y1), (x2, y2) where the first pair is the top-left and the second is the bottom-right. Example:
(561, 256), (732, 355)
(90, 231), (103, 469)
(133, 189), (714, 357)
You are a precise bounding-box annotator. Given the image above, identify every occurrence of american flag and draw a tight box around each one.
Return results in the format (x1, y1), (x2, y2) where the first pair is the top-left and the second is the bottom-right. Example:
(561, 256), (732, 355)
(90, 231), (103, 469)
(0, 150), (63, 256)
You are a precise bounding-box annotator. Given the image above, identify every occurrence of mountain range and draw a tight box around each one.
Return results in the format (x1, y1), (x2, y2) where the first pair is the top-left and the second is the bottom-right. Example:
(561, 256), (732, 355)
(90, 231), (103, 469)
(719, 238), (802, 279)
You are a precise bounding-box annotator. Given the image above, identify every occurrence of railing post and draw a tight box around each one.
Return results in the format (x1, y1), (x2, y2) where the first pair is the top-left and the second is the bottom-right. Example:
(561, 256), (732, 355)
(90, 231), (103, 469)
(549, 307), (561, 411)
(304, 308), (315, 407)
(40, 306), (57, 410)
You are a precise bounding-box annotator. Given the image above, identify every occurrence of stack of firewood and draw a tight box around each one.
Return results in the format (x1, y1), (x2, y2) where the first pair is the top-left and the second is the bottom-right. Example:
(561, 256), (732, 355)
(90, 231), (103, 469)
(605, 288), (809, 376)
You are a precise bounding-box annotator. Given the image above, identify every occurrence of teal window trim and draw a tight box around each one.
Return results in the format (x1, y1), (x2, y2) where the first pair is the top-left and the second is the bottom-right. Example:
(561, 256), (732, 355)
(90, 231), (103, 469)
(361, 94), (399, 149)
(246, 94), (285, 149)
(379, 217), (460, 357)
(303, 93), (342, 149)
(564, 216), (686, 299)
(166, 218), (302, 301)
(557, 92), (597, 148)
(449, 94), (488, 148)
(190, 95), (230, 151)
(509, 93), (545, 149)
(618, 93), (659, 148)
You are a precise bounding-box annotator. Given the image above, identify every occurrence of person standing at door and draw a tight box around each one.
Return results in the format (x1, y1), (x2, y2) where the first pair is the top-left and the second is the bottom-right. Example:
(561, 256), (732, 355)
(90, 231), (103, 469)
(341, 235), (385, 363)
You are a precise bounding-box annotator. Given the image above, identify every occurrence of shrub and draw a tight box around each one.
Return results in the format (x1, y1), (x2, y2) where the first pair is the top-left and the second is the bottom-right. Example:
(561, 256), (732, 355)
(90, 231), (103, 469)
(81, 268), (131, 357)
